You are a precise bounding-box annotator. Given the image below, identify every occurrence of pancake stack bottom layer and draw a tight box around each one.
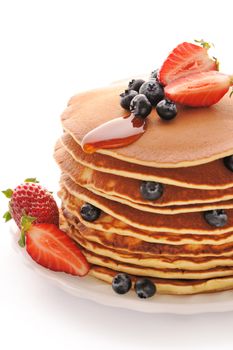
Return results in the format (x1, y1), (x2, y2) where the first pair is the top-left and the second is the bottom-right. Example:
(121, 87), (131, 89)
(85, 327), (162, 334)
(55, 84), (233, 295)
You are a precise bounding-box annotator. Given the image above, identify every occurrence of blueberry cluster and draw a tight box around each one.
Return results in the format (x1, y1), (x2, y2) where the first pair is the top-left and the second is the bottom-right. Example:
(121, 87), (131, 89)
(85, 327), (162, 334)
(120, 72), (177, 121)
(112, 273), (156, 299)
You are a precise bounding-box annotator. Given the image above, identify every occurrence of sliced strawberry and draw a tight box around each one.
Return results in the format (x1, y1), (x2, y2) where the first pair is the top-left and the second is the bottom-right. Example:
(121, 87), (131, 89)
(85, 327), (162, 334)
(165, 71), (233, 107)
(26, 224), (90, 276)
(159, 42), (217, 86)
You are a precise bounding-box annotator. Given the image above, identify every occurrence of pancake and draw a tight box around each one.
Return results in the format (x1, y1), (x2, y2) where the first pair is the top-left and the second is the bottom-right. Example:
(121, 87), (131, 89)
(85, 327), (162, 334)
(61, 174), (233, 234)
(61, 216), (233, 293)
(64, 214), (233, 258)
(60, 204), (233, 249)
(55, 140), (233, 208)
(54, 141), (233, 214)
(60, 190), (233, 245)
(60, 219), (233, 271)
(59, 215), (233, 278)
(80, 188), (233, 214)
(61, 216), (233, 279)
(61, 133), (233, 190)
(61, 84), (233, 168)
(85, 250), (233, 280)
(90, 265), (233, 295)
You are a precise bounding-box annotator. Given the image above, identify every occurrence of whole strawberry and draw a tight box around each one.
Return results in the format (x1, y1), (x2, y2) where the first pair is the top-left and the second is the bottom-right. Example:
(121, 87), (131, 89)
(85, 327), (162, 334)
(2, 178), (59, 246)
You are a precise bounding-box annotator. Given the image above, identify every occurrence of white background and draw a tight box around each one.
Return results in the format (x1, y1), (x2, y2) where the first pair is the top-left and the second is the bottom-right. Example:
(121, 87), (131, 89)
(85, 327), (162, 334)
(0, 1), (233, 349)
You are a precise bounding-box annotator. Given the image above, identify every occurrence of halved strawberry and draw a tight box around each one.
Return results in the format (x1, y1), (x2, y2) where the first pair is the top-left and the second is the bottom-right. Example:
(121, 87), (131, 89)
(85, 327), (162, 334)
(26, 224), (90, 276)
(165, 71), (233, 107)
(159, 42), (218, 86)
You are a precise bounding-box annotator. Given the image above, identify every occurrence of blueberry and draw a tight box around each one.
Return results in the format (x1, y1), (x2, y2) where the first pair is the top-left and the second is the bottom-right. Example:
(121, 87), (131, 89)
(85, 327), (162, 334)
(224, 155), (233, 172)
(120, 89), (138, 110)
(130, 94), (152, 119)
(139, 79), (164, 106)
(150, 69), (159, 80)
(203, 209), (228, 227)
(140, 181), (163, 200)
(135, 278), (156, 299)
(80, 203), (101, 222)
(112, 273), (132, 294)
(156, 99), (177, 120)
(128, 79), (145, 92)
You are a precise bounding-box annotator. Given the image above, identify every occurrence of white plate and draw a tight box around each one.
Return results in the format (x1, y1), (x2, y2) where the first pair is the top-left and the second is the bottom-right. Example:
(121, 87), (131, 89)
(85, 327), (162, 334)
(10, 225), (233, 315)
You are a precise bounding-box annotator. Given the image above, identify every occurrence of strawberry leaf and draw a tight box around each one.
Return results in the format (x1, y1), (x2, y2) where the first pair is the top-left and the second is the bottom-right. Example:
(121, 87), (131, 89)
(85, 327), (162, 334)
(194, 39), (214, 50)
(3, 211), (12, 222)
(18, 215), (36, 247)
(24, 178), (39, 183)
(18, 237), (26, 248)
(2, 189), (13, 198)
(230, 89), (233, 98)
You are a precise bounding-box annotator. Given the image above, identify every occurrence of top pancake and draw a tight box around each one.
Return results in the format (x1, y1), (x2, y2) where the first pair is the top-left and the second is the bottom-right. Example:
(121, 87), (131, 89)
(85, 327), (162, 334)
(61, 84), (233, 168)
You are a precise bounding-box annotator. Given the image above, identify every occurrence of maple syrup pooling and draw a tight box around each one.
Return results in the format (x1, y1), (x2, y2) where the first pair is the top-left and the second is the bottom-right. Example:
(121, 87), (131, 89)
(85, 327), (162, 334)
(81, 114), (147, 154)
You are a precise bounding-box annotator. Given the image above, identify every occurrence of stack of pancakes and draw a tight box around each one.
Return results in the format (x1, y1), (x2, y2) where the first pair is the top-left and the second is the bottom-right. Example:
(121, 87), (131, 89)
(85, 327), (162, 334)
(54, 84), (233, 295)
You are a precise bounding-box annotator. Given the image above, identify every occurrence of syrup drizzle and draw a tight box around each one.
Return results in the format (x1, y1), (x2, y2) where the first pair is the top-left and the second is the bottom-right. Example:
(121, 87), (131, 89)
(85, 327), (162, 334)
(81, 114), (147, 154)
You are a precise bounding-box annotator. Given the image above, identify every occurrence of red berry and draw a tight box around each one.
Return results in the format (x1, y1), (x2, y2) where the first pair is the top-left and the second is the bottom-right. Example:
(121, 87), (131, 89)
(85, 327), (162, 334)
(9, 182), (59, 228)
(165, 71), (233, 107)
(158, 42), (217, 86)
(26, 224), (90, 276)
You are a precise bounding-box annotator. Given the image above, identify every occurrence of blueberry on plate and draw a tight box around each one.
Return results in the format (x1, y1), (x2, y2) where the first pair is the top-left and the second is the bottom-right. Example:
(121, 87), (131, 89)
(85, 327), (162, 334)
(128, 79), (145, 92)
(112, 273), (132, 294)
(130, 94), (152, 119)
(140, 181), (163, 200)
(80, 203), (101, 222)
(156, 99), (177, 120)
(135, 278), (156, 299)
(203, 209), (228, 227)
(223, 155), (233, 172)
(139, 79), (164, 106)
(120, 89), (138, 110)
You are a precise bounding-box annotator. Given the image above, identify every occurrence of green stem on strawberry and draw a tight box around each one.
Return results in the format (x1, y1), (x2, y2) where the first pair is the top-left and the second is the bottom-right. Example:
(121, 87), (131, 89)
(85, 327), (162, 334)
(3, 211), (12, 222)
(194, 39), (220, 71)
(24, 178), (39, 183)
(194, 39), (214, 50)
(2, 189), (13, 198)
(18, 215), (36, 247)
(2, 189), (13, 222)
